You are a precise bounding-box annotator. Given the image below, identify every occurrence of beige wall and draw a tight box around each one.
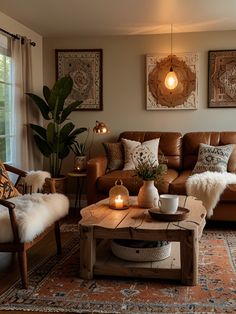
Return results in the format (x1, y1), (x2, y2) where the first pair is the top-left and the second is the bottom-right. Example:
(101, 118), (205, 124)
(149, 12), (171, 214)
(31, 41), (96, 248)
(43, 31), (236, 173)
(0, 11), (43, 93)
(1, 12), (235, 190)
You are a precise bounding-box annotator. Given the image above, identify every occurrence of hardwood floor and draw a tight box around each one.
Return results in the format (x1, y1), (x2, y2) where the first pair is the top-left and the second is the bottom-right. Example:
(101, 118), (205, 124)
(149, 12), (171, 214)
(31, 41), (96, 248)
(0, 217), (78, 314)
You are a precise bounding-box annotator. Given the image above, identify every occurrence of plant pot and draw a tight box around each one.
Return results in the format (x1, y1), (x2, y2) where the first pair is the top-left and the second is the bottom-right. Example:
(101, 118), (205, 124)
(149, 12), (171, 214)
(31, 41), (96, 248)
(74, 156), (87, 171)
(44, 177), (67, 194)
(137, 180), (159, 208)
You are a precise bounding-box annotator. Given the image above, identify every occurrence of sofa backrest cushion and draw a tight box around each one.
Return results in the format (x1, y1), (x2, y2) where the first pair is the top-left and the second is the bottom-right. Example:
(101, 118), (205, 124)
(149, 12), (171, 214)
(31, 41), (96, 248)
(118, 131), (182, 170)
(192, 143), (234, 174)
(183, 132), (236, 171)
(103, 142), (124, 172)
(122, 137), (160, 170)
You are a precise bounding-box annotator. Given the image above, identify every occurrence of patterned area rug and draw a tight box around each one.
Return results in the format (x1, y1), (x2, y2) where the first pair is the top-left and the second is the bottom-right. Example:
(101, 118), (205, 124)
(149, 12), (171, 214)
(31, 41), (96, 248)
(0, 228), (235, 314)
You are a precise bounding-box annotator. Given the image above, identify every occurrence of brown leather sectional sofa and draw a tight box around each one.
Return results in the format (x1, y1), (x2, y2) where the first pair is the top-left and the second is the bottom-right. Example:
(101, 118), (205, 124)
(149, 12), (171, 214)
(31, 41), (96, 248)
(87, 131), (236, 221)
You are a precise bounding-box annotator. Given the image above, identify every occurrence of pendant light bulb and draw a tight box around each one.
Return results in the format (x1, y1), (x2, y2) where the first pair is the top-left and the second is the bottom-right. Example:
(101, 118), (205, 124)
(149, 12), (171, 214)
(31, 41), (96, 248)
(164, 67), (178, 90)
(164, 24), (178, 90)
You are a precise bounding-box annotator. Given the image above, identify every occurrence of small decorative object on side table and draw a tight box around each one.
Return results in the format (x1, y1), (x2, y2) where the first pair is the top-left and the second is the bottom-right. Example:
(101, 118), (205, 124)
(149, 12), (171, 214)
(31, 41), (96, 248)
(67, 170), (87, 217)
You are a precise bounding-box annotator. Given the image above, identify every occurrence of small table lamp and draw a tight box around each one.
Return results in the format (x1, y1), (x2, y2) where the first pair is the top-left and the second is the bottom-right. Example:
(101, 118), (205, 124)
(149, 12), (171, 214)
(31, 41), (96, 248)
(93, 120), (109, 134)
(109, 179), (129, 210)
(88, 120), (110, 159)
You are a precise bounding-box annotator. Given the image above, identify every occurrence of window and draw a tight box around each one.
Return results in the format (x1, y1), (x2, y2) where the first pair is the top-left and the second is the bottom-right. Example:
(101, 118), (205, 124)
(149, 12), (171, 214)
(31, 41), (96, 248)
(0, 34), (14, 163)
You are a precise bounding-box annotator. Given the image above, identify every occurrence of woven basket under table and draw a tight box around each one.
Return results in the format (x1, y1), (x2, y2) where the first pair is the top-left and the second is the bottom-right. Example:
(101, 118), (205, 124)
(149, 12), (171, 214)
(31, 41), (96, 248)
(111, 239), (171, 262)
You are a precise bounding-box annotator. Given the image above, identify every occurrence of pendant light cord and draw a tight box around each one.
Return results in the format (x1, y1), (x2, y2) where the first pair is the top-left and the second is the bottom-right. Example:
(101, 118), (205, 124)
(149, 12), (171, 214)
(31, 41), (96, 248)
(170, 24), (173, 68)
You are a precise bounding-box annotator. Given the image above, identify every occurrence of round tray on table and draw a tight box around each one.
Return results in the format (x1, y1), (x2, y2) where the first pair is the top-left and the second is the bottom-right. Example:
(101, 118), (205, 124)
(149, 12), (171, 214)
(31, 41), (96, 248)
(148, 207), (190, 221)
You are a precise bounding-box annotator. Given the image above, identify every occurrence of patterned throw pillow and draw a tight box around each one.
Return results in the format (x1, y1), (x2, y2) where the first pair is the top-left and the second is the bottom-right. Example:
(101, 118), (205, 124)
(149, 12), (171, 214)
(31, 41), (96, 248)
(122, 138), (160, 170)
(103, 142), (124, 173)
(192, 143), (234, 174)
(0, 161), (21, 199)
(227, 144), (236, 172)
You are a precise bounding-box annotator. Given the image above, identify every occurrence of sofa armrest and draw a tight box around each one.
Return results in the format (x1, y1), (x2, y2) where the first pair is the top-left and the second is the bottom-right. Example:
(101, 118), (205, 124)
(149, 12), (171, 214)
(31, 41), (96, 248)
(86, 156), (108, 205)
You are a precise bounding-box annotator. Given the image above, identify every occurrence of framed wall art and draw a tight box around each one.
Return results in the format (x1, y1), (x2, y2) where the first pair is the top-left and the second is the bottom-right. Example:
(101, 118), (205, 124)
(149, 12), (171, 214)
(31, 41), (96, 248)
(56, 49), (103, 110)
(208, 50), (236, 108)
(146, 52), (199, 110)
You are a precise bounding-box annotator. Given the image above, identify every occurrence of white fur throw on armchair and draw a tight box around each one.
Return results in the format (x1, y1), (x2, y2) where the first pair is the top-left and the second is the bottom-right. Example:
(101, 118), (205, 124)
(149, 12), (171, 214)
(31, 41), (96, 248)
(0, 193), (69, 243)
(24, 170), (51, 193)
(186, 171), (236, 218)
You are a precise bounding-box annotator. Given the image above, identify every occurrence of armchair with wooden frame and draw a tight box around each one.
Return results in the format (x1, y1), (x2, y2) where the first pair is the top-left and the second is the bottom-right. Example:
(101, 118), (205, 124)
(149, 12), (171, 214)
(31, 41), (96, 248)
(0, 164), (69, 289)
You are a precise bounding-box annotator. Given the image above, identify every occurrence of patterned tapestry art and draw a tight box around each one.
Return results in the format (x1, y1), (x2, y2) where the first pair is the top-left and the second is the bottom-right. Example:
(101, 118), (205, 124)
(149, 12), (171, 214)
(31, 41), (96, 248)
(209, 50), (236, 108)
(56, 49), (103, 110)
(146, 53), (199, 110)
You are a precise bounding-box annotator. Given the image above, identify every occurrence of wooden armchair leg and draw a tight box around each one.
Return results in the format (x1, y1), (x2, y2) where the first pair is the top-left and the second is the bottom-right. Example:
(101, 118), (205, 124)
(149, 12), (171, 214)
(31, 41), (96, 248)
(54, 222), (62, 255)
(18, 250), (28, 289)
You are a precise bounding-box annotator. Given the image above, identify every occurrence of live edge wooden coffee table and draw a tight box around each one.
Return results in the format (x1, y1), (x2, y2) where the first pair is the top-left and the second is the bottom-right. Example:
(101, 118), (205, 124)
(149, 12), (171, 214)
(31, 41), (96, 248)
(79, 195), (206, 286)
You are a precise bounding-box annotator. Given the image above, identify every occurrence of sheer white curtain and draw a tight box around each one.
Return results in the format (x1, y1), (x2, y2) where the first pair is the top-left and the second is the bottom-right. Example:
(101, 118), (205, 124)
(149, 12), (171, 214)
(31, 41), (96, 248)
(11, 36), (42, 171)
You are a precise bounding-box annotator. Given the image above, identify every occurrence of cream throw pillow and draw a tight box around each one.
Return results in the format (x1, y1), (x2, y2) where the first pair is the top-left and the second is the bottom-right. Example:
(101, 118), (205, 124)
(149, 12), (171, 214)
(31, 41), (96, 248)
(122, 138), (160, 170)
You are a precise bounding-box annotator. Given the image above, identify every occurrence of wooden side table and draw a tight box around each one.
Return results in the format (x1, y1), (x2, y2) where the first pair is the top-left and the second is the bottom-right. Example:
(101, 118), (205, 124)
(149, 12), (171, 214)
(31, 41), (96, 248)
(67, 170), (87, 216)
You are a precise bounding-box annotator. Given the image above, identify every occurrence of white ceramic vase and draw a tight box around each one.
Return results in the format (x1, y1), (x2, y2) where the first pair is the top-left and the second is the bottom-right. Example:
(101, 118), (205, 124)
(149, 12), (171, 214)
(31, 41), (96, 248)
(137, 180), (159, 208)
(74, 155), (87, 171)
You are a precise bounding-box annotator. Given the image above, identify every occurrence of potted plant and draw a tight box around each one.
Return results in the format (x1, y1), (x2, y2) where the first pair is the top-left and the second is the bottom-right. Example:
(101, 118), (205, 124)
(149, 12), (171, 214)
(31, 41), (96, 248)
(26, 75), (87, 191)
(70, 128), (89, 171)
(132, 150), (167, 208)
(134, 157), (167, 182)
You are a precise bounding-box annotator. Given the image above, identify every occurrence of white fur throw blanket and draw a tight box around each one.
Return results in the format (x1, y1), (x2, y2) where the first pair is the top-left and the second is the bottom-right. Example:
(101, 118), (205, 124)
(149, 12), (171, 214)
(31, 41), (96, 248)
(186, 171), (236, 218)
(24, 170), (51, 193)
(0, 193), (69, 243)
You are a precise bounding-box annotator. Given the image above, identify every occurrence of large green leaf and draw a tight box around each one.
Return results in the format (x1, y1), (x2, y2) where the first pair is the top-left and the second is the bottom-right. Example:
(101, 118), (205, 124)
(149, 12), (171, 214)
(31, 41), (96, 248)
(68, 127), (88, 140)
(52, 96), (61, 123)
(46, 122), (56, 146)
(56, 76), (73, 99)
(33, 134), (52, 157)
(26, 93), (50, 120)
(58, 145), (70, 159)
(73, 127), (87, 135)
(60, 100), (83, 123)
(48, 76), (73, 112)
(43, 86), (51, 103)
(59, 123), (75, 142)
(30, 124), (47, 140)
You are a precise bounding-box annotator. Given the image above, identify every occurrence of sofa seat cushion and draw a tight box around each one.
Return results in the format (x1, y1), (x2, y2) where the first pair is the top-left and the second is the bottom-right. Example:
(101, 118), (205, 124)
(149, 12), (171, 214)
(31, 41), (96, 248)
(170, 170), (236, 199)
(169, 170), (192, 195)
(97, 169), (179, 195)
(97, 170), (141, 195)
(220, 184), (236, 201)
(157, 169), (179, 194)
(0, 193), (69, 243)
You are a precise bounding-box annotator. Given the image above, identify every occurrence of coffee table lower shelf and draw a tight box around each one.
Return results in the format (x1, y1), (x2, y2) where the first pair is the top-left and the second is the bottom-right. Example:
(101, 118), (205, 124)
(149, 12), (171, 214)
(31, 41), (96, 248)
(94, 239), (181, 281)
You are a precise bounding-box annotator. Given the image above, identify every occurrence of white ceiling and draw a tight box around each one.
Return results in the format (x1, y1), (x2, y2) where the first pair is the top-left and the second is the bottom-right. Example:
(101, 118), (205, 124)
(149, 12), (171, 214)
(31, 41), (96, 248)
(0, 0), (236, 37)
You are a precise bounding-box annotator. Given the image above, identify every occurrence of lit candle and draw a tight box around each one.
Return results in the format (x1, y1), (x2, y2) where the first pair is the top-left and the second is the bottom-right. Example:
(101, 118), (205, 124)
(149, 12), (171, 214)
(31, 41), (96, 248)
(115, 195), (123, 209)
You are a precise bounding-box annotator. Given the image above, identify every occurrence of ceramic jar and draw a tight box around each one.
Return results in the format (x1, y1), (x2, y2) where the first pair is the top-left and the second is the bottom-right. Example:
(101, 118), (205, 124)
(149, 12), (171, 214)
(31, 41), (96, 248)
(137, 180), (159, 208)
(74, 155), (87, 171)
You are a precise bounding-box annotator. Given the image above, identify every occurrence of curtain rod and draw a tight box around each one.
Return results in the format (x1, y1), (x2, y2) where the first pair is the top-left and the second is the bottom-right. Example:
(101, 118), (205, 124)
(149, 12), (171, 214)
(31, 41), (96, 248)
(0, 27), (36, 47)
